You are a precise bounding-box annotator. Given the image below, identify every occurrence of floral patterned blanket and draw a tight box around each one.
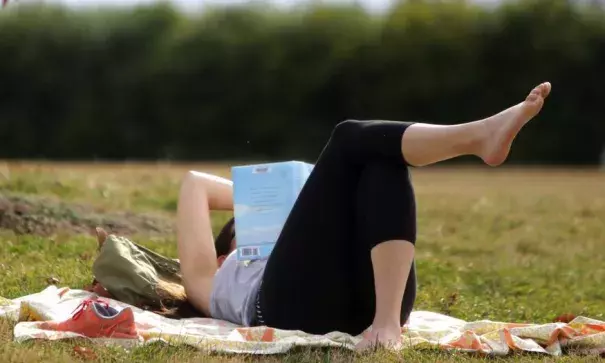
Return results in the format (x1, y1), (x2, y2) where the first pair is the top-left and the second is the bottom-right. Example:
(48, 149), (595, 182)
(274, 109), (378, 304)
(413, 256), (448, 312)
(1, 286), (603, 356)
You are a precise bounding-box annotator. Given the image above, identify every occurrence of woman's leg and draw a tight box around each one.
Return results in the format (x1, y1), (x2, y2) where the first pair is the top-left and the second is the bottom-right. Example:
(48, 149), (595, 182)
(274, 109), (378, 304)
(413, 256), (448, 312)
(258, 83), (551, 336)
(401, 82), (551, 166)
(352, 161), (417, 350)
(176, 171), (233, 316)
(258, 120), (416, 335)
(359, 82), (552, 348)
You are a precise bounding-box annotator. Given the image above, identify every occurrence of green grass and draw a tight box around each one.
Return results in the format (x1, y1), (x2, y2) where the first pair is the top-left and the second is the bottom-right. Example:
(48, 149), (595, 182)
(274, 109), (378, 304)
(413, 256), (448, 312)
(0, 162), (604, 362)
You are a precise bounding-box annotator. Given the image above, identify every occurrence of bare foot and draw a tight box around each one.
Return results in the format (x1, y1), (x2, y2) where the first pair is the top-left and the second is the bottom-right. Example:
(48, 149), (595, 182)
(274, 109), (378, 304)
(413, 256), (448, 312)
(355, 325), (402, 352)
(479, 82), (551, 166)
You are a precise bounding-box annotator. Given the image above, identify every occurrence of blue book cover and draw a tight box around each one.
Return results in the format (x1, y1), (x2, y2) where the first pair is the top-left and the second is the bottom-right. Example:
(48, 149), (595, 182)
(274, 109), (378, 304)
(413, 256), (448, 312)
(232, 161), (314, 261)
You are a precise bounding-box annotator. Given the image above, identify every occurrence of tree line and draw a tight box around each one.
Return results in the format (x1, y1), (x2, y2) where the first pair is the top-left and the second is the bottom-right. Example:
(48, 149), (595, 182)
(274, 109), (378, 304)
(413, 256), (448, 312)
(0, 0), (603, 165)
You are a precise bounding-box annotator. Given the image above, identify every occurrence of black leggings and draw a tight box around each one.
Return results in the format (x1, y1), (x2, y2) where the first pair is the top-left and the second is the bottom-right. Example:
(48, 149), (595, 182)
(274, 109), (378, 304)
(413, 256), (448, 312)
(257, 120), (417, 336)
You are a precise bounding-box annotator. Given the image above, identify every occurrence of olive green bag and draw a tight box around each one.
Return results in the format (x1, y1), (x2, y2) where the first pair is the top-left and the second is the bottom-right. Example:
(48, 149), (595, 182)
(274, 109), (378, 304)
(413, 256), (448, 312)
(92, 234), (183, 310)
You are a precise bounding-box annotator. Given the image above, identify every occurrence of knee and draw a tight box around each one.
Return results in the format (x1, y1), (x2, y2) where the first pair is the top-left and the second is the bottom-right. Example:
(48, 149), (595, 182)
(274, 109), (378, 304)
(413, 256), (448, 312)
(330, 120), (363, 146)
(332, 119), (361, 137)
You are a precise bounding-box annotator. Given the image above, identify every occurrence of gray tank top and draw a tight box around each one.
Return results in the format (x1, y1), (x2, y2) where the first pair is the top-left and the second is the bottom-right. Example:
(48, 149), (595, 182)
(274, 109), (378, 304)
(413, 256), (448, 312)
(209, 251), (266, 326)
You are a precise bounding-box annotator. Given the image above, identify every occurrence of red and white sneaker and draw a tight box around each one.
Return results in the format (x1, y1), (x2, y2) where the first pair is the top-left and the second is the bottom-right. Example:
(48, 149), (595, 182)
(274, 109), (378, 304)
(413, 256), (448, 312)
(40, 298), (138, 339)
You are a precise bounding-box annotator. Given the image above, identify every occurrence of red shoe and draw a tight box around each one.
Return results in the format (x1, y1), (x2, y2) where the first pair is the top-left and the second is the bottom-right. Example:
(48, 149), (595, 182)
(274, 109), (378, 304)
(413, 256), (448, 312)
(40, 298), (138, 339)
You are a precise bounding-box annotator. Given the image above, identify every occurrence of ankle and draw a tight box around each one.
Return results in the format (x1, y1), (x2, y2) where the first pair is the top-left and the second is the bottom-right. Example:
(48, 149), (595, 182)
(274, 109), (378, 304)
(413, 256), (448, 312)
(465, 120), (490, 157)
(372, 315), (400, 329)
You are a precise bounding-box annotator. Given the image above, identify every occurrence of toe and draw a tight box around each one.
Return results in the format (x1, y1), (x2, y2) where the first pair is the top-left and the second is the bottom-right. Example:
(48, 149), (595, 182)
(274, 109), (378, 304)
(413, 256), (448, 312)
(540, 82), (552, 97)
(528, 82), (551, 102)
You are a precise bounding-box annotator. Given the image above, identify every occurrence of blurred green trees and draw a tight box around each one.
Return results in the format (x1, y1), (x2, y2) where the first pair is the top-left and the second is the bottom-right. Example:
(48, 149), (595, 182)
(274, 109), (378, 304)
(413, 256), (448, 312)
(1, 0), (603, 164)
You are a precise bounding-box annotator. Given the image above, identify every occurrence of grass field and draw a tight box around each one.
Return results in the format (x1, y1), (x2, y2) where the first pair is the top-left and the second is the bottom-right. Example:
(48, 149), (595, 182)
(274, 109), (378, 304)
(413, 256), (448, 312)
(0, 161), (604, 362)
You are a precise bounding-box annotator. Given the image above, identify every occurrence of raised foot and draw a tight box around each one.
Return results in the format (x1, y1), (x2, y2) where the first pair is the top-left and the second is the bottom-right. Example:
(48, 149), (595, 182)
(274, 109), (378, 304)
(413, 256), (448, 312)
(480, 82), (552, 166)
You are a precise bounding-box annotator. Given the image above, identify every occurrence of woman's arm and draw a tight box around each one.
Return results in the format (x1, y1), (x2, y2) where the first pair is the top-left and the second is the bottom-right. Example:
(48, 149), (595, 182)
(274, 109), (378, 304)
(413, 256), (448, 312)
(186, 171), (233, 211)
(175, 171), (233, 316)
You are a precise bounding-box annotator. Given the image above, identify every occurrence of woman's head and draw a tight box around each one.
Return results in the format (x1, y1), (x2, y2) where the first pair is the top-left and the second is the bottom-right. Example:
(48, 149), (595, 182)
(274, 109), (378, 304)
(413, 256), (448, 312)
(214, 217), (236, 266)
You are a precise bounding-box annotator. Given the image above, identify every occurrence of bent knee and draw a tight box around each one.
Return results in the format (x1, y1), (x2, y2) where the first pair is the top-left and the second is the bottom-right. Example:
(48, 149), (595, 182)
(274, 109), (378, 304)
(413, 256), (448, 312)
(332, 119), (362, 137)
(330, 120), (366, 149)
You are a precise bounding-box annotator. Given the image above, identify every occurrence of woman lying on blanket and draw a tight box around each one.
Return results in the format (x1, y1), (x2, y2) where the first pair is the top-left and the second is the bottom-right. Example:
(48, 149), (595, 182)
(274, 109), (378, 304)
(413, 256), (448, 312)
(177, 83), (552, 350)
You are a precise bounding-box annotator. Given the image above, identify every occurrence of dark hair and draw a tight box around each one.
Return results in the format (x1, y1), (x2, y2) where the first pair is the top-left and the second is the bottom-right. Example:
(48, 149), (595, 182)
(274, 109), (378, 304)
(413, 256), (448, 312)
(214, 217), (235, 257)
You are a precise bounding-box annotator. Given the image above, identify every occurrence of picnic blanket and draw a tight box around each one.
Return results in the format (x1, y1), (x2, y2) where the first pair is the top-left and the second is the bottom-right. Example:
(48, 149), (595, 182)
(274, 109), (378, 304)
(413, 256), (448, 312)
(1, 286), (605, 356)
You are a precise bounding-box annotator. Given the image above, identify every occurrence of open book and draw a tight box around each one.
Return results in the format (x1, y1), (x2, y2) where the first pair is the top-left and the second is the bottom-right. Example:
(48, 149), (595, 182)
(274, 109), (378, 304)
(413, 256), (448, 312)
(232, 161), (314, 261)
